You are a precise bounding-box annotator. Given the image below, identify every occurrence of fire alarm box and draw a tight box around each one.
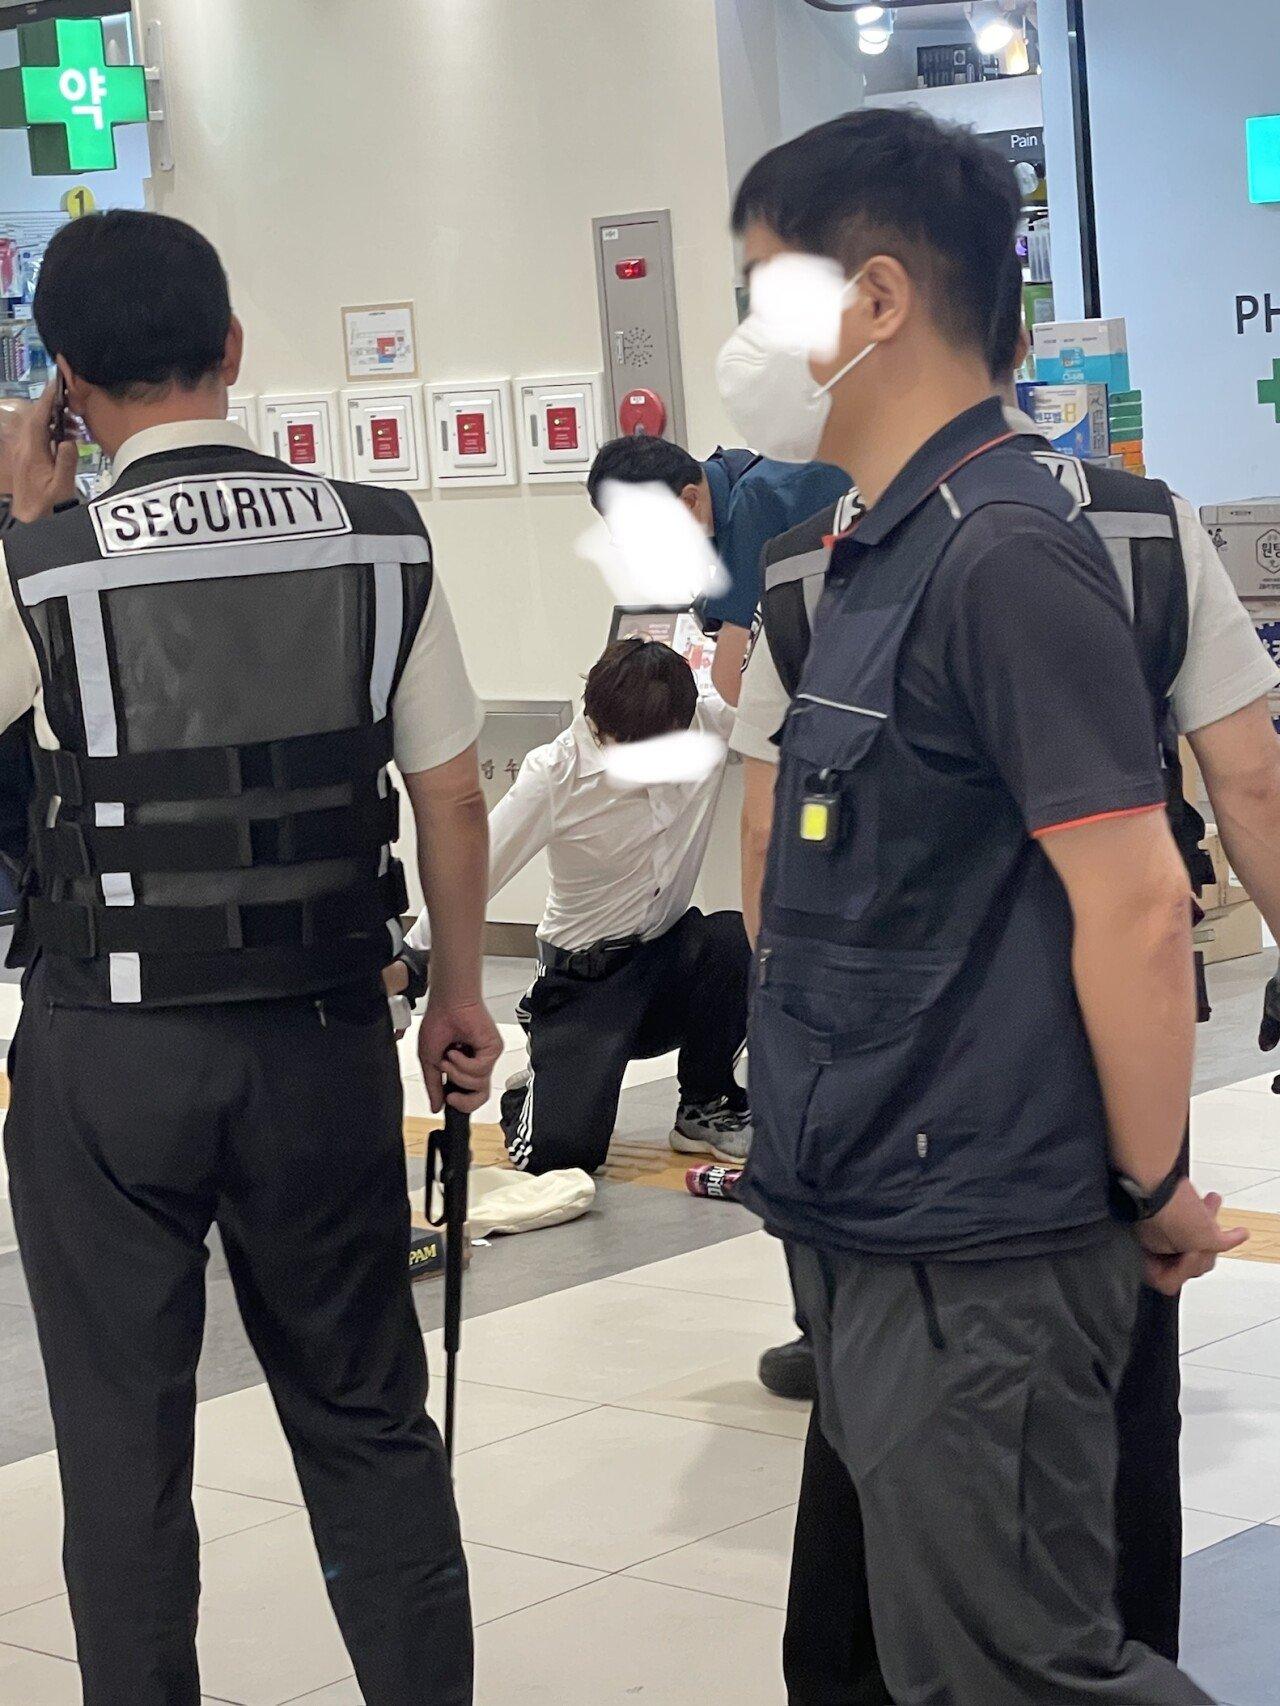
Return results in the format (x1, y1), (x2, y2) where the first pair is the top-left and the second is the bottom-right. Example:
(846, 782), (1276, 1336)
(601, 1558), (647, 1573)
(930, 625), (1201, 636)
(342, 385), (428, 488)
(515, 373), (603, 483)
(227, 395), (259, 443)
(427, 382), (517, 487)
(260, 393), (342, 478)
(593, 209), (687, 446)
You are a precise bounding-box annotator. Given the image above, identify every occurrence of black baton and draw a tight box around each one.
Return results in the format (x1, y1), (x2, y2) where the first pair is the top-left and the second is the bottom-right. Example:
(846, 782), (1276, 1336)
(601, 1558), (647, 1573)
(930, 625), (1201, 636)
(426, 1090), (471, 1468)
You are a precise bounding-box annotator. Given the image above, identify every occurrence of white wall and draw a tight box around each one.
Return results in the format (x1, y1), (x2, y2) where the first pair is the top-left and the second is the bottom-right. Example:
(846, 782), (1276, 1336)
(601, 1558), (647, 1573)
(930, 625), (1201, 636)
(133, 0), (741, 704)
(1081, 0), (1280, 504)
(715, 0), (865, 199)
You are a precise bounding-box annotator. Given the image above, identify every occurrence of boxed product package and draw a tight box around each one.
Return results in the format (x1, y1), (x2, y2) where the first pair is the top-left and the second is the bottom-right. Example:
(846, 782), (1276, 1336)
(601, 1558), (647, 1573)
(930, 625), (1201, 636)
(1194, 901), (1263, 966)
(1251, 606), (1280, 672)
(1023, 280), (1055, 328)
(1033, 317), (1131, 393)
(1019, 382), (1110, 457)
(1199, 500), (1280, 598)
(1201, 828), (1250, 912)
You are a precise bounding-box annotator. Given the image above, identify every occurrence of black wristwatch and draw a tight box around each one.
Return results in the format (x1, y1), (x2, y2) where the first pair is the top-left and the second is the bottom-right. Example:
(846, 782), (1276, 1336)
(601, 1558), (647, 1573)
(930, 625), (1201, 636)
(395, 944), (429, 1006)
(1109, 1164), (1183, 1224)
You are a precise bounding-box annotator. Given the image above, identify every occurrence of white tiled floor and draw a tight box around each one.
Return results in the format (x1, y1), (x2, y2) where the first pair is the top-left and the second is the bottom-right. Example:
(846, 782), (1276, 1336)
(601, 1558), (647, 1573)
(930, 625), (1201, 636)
(0, 1225), (1278, 1703)
(2, 1028), (1280, 1700)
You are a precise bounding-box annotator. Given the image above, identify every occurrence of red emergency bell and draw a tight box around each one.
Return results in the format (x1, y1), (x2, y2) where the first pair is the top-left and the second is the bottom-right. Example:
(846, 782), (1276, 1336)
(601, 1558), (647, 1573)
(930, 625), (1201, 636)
(618, 388), (667, 437)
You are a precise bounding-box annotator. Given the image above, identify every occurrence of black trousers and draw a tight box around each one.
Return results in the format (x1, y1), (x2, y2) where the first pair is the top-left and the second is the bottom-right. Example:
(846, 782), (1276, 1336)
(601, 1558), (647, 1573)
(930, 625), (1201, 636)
(501, 908), (751, 1175)
(784, 1267), (1183, 1705)
(5, 964), (472, 1706)
(787, 1234), (1208, 1705)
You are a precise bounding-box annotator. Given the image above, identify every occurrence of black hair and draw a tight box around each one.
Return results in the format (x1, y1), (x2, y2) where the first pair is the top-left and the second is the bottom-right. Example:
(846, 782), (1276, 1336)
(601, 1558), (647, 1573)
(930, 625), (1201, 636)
(986, 246), (1027, 383)
(732, 107), (1021, 358)
(587, 435), (705, 512)
(34, 210), (232, 399)
(583, 638), (698, 744)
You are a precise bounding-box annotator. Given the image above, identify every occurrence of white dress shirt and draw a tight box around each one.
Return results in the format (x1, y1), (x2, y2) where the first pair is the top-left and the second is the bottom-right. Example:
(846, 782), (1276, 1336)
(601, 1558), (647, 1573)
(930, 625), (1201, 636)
(408, 697), (736, 953)
(0, 419), (483, 776)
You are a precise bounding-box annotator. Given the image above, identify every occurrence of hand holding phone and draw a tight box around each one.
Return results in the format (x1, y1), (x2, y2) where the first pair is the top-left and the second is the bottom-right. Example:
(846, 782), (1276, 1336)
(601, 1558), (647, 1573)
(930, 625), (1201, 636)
(11, 377), (79, 523)
(48, 370), (70, 451)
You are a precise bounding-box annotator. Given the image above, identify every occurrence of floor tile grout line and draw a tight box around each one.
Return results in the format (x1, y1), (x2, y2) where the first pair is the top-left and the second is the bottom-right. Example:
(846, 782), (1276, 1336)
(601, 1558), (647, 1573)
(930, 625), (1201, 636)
(1180, 1310), (1280, 1356)
(1183, 1354), (1280, 1383)
(191, 1483), (305, 1513)
(0, 1631), (80, 1666)
(607, 1399), (809, 1443)
(615, 1499), (799, 1575)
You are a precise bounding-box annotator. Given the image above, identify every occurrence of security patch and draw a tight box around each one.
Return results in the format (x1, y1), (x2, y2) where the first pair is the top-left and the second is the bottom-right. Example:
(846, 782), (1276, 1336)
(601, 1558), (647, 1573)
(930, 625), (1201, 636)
(91, 475), (352, 555)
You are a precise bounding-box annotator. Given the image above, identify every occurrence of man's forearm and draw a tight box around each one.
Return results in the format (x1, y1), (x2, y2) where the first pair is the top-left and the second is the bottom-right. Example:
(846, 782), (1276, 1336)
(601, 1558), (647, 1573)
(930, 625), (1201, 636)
(740, 757), (778, 948)
(711, 624), (750, 707)
(416, 790), (489, 1006)
(1206, 776), (1280, 944)
(1072, 889), (1195, 1188)
(1192, 699), (1280, 942)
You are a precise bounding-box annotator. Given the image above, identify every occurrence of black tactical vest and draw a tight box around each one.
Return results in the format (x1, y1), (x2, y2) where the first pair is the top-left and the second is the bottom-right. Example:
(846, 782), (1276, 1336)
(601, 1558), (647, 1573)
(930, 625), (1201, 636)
(761, 447), (1214, 893)
(741, 441), (1133, 1255)
(5, 444), (432, 1007)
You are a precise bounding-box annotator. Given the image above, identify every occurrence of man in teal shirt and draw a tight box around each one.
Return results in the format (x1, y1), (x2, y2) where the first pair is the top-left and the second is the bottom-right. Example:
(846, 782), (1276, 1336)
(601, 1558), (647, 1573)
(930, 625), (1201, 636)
(587, 435), (849, 702)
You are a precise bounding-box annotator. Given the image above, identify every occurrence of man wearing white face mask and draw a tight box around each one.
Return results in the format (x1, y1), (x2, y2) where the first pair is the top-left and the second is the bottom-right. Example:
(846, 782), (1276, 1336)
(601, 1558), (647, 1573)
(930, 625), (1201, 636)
(718, 106), (1227, 1705)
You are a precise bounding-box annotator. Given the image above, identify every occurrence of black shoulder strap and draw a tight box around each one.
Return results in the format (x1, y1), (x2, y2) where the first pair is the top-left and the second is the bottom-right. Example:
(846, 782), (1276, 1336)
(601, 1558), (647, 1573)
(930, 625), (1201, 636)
(760, 502), (842, 698)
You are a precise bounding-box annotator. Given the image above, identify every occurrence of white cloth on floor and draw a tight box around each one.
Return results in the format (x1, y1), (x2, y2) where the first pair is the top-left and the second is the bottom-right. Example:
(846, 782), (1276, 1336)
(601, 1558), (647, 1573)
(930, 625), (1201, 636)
(463, 1166), (596, 1237)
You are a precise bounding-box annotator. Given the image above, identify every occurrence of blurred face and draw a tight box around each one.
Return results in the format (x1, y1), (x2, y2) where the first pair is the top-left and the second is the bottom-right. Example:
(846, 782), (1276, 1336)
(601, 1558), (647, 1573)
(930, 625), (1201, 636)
(722, 221), (912, 466)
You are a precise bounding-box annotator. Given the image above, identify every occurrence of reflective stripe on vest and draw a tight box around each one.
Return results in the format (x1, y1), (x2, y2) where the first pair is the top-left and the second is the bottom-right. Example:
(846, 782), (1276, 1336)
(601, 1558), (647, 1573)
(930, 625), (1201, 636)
(4, 455), (432, 1007)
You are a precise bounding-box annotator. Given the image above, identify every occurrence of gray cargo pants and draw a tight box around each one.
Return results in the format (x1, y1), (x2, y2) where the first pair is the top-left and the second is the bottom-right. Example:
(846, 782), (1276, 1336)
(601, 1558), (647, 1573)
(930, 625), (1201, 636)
(789, 1227), (1213, 1705)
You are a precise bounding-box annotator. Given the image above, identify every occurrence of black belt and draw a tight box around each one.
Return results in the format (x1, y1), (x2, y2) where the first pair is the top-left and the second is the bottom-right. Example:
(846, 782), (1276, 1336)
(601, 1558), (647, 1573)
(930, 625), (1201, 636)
(538, 934), (643, 980)
(33, 791), (399, 877)
(31, 719), (394, 807)
(24, 863), (408, 960)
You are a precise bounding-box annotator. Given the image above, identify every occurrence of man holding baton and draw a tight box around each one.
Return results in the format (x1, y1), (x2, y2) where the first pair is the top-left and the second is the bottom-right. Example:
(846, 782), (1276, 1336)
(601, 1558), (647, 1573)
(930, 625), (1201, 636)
(0, 210), (498, 1706)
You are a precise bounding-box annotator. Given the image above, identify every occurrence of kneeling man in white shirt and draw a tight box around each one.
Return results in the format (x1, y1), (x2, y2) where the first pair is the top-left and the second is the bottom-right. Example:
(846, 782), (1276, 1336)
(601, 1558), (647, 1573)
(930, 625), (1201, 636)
(389, 638), (752, 1175)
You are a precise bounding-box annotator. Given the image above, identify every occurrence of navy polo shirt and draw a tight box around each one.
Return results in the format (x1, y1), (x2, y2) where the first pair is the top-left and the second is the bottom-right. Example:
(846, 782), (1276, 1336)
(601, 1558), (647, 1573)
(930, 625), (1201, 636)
(745, 400), (1170, 1259)
(702, 451), (851, 631)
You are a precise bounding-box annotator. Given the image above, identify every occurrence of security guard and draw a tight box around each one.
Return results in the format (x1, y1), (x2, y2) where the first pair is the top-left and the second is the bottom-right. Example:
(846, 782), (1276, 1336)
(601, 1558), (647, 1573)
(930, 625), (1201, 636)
(0, 211), (499, 1706)
(0, 402), (35, 913)
(587, 434), (849, 702)
(735, 277), (1280, 1696)
(722, 108), (1239, 1704)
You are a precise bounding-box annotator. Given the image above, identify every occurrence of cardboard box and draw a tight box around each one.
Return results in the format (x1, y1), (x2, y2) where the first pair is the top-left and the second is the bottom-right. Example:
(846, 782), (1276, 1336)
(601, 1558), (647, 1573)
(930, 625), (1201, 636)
(1199, 500), (1280, 598)
(1021, 383), (1110, 457)
(1194, 900), (1263, 965)
(1201, 828), (1249, 912)
(1033, 317), (1131, 393)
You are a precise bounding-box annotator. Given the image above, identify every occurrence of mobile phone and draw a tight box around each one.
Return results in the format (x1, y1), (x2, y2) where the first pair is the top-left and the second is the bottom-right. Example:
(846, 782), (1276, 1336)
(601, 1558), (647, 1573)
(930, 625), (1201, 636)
(49, 371), (70, 450)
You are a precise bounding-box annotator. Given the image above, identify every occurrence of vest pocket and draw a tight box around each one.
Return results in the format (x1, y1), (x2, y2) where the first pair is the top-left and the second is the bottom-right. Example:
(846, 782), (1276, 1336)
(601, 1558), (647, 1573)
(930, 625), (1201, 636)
(772, 700), (885, 924)
(750, 953), (960, 1197)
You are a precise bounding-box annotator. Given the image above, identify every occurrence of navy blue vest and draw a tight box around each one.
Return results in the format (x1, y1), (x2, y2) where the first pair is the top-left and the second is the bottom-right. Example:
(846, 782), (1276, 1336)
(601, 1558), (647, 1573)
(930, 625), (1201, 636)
(740, 442), (1114, 1255)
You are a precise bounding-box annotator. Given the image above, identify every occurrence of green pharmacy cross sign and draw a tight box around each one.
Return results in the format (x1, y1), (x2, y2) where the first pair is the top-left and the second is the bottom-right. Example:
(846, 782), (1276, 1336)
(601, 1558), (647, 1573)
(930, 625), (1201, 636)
(1259, 360), (1280, 424)
(0, 18), (148, 175)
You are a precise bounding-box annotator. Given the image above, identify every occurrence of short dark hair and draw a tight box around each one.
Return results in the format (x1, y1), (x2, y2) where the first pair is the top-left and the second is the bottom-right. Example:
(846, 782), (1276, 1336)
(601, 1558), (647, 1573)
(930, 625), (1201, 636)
(986, 246), (1027, 383)
(732, 107), (1020, 358)
(34, 210), (232, 399)
(587, 436), (705, 511)
(583, 638), (698, 743)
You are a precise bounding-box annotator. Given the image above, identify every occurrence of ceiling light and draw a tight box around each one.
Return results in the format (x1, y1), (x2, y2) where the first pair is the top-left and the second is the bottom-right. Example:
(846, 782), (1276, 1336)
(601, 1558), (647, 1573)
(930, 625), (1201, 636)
(854, 5), (886, 21)
(858, 30), (891, 53)
(969, 3), (1015, 55)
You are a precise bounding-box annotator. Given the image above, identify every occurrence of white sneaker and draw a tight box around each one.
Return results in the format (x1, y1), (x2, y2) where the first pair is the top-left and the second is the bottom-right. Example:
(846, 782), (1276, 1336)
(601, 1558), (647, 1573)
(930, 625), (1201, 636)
(669, 1097), (752, 1165)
